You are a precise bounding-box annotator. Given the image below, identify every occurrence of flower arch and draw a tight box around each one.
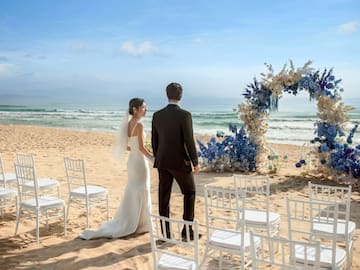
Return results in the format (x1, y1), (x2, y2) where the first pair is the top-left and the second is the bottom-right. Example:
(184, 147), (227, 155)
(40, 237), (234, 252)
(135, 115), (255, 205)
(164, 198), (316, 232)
(198, 60), (360, 183)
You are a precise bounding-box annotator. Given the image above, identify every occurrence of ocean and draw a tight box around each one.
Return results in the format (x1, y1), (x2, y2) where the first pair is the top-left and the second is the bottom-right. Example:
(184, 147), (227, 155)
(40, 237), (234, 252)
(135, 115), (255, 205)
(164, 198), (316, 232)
(0, 96), (359, 146)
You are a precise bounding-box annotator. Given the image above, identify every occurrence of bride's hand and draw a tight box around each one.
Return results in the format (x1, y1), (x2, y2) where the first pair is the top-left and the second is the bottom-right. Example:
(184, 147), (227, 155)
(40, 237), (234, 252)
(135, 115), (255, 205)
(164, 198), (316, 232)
(148, 156), (155, 164)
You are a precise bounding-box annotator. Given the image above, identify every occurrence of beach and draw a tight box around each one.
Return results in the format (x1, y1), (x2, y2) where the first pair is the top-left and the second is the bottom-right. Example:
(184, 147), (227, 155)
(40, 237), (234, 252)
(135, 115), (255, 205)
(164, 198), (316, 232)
(1, 124), (359, 270)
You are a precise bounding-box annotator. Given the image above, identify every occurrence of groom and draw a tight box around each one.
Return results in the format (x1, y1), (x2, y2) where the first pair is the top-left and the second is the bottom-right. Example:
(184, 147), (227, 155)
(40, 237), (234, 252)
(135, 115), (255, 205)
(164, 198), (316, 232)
(151, 82), (200, 239)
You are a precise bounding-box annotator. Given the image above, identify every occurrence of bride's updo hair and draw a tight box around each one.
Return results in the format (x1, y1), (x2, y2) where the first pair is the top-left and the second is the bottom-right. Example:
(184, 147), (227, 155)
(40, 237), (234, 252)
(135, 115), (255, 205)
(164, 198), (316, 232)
(128, 98), (144, 115)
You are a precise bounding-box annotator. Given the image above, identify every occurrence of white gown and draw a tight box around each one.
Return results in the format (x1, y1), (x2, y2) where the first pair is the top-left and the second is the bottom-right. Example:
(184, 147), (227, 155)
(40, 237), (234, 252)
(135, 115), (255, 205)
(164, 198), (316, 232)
(80, 134), (151, 240)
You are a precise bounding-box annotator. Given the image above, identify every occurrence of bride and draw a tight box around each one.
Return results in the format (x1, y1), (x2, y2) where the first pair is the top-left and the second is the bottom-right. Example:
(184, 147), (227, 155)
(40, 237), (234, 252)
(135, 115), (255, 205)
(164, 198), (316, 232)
(80, 98), (154, 240)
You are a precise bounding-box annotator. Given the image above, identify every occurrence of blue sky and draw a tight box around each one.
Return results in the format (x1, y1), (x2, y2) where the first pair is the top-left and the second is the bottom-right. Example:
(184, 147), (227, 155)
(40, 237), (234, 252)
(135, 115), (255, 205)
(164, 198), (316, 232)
(0, 0), (359, 105)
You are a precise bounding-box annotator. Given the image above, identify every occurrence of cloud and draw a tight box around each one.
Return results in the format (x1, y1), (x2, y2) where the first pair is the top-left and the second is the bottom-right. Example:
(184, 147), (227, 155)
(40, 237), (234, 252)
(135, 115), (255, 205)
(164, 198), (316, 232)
(0, 56), (8, 62)
(0, 63), (14, 77)
(193, 38), (204, 45)
(337, 21), (359, 34)
(69, 41), (88, 51)
(23, 53), (47, 60)
(120, 41), (159, 56)
(21, 72), (35, 77)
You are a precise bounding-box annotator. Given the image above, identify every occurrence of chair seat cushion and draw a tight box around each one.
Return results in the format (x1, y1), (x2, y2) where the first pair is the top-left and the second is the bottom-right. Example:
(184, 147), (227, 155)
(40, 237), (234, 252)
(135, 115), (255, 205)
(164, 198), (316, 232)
(295, 244), (346, 268)
(0, 173), (17, 182)
(71, 185), (108, 197)
(23, 178), (60, 189)
(209, 229), (255, 251)
(23, 197), (65, 210)
(0, 188), (17, 198)
(239, 209), (281, 226)
(312, 219), (356, 239)
(158, 253), (196, 270)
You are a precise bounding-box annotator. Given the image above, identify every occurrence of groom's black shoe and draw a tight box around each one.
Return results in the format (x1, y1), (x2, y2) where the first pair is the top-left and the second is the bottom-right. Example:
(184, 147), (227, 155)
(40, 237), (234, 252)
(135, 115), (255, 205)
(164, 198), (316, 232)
(181, 232), (202, 242)
(181, 225), (202, 242)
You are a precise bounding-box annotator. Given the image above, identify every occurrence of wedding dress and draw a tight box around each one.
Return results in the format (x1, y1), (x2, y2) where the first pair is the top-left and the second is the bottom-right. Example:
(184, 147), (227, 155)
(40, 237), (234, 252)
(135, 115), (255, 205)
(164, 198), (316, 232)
(80, 129), (151, 240)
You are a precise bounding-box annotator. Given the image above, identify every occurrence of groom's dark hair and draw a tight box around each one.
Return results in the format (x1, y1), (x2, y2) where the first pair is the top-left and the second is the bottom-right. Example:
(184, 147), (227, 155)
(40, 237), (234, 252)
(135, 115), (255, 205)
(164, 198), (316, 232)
(166, 82), (183, 101)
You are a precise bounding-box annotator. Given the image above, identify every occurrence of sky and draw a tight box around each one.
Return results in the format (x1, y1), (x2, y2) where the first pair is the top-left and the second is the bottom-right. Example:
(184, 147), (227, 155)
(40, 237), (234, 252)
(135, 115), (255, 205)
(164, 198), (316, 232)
(0, 0), (359, 105)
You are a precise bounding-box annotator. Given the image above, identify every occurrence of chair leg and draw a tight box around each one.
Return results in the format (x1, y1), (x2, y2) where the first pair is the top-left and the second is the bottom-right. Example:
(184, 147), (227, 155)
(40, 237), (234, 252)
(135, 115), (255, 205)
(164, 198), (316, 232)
(219, 251), (223, 270)
(347, 240), (353, 270)
(240, 249), (245, 270)
(200, 246), (209, 268)
(63, 206), (67, 236)
(36, 211), (40, 244)
(45, 210), (49, 230)
(106, 195), (109, 220)
(14, 205), (22, 235)
(15, 196), (18, 219)
(66, 196), (71, 222)
(86, 204), (90, 228)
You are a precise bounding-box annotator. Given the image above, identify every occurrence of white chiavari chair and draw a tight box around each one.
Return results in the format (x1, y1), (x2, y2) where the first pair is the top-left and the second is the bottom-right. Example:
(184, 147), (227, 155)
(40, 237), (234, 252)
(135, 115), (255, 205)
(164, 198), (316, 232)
(286, 197), (346, 269)
(201, 185), (257, 270)
(308, 181), (355, 269)
(233, 174), (280, 238)
(14, 163), (66, 244)
(64, 157), (109, 228)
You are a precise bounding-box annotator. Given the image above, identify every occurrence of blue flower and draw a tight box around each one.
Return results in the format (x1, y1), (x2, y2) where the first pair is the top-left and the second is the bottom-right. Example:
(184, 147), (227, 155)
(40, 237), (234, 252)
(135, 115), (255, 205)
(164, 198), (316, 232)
(346, 124), (358, 145)
(328, 126), (337, 137)
(197, 124), (257, 172)
(320, 145), (330, 152)
(300, 77), (312, 89)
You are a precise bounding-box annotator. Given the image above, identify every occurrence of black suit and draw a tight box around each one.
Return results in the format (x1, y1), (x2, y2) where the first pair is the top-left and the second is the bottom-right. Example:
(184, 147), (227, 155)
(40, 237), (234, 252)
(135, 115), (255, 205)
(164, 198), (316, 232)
(152, 104), (198, 227)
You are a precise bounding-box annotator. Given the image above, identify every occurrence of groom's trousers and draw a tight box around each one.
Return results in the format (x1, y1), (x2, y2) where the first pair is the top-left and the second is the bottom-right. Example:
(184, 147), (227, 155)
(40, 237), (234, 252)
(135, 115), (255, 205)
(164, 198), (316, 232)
(158, 168), (196, 236)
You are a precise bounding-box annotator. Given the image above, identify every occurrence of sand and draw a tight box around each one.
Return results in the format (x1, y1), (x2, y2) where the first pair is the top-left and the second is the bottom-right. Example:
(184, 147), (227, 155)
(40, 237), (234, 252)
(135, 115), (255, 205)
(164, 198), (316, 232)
(0, 124), (359, 269)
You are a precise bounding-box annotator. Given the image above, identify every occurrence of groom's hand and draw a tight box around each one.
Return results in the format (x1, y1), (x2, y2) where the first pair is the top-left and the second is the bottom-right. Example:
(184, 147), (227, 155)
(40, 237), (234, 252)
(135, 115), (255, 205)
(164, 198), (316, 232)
(193, 164), (200, 174)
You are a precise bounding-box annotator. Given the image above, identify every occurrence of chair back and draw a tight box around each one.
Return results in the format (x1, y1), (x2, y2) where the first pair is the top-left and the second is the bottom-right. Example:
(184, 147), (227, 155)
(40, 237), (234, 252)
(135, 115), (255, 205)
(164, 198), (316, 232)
(233, 174), (271, 219)
(14, 163), (38, 205)
(16, 153), (35, 166)
(308, 181), (351, 221)
(287, 197), (339, 237)
(233, 174), (269, 196)
(204, 185), (246, 235)
(64, 157), (87, 194)
(203, 185), (248, 269)
(250, 232), (321, 269)
(149, 214), (199, 270)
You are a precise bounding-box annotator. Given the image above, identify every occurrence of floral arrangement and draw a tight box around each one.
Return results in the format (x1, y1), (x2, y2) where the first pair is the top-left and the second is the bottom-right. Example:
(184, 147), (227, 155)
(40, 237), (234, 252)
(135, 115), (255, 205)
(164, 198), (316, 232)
(198, 60), (359, 182)
(260, 60), (313, 98)
(246, 61), (360, 182)
(313, 123), (360, 182)
(197, 124), (257, 172)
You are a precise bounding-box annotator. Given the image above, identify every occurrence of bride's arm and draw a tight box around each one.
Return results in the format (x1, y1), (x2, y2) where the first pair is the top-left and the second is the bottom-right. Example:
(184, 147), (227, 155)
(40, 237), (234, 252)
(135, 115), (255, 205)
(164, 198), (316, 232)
(136, 123), (154, 161)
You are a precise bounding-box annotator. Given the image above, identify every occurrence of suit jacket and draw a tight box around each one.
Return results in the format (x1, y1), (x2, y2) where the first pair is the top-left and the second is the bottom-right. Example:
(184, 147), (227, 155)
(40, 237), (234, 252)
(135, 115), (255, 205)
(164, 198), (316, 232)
(152, 104), (198, 172)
